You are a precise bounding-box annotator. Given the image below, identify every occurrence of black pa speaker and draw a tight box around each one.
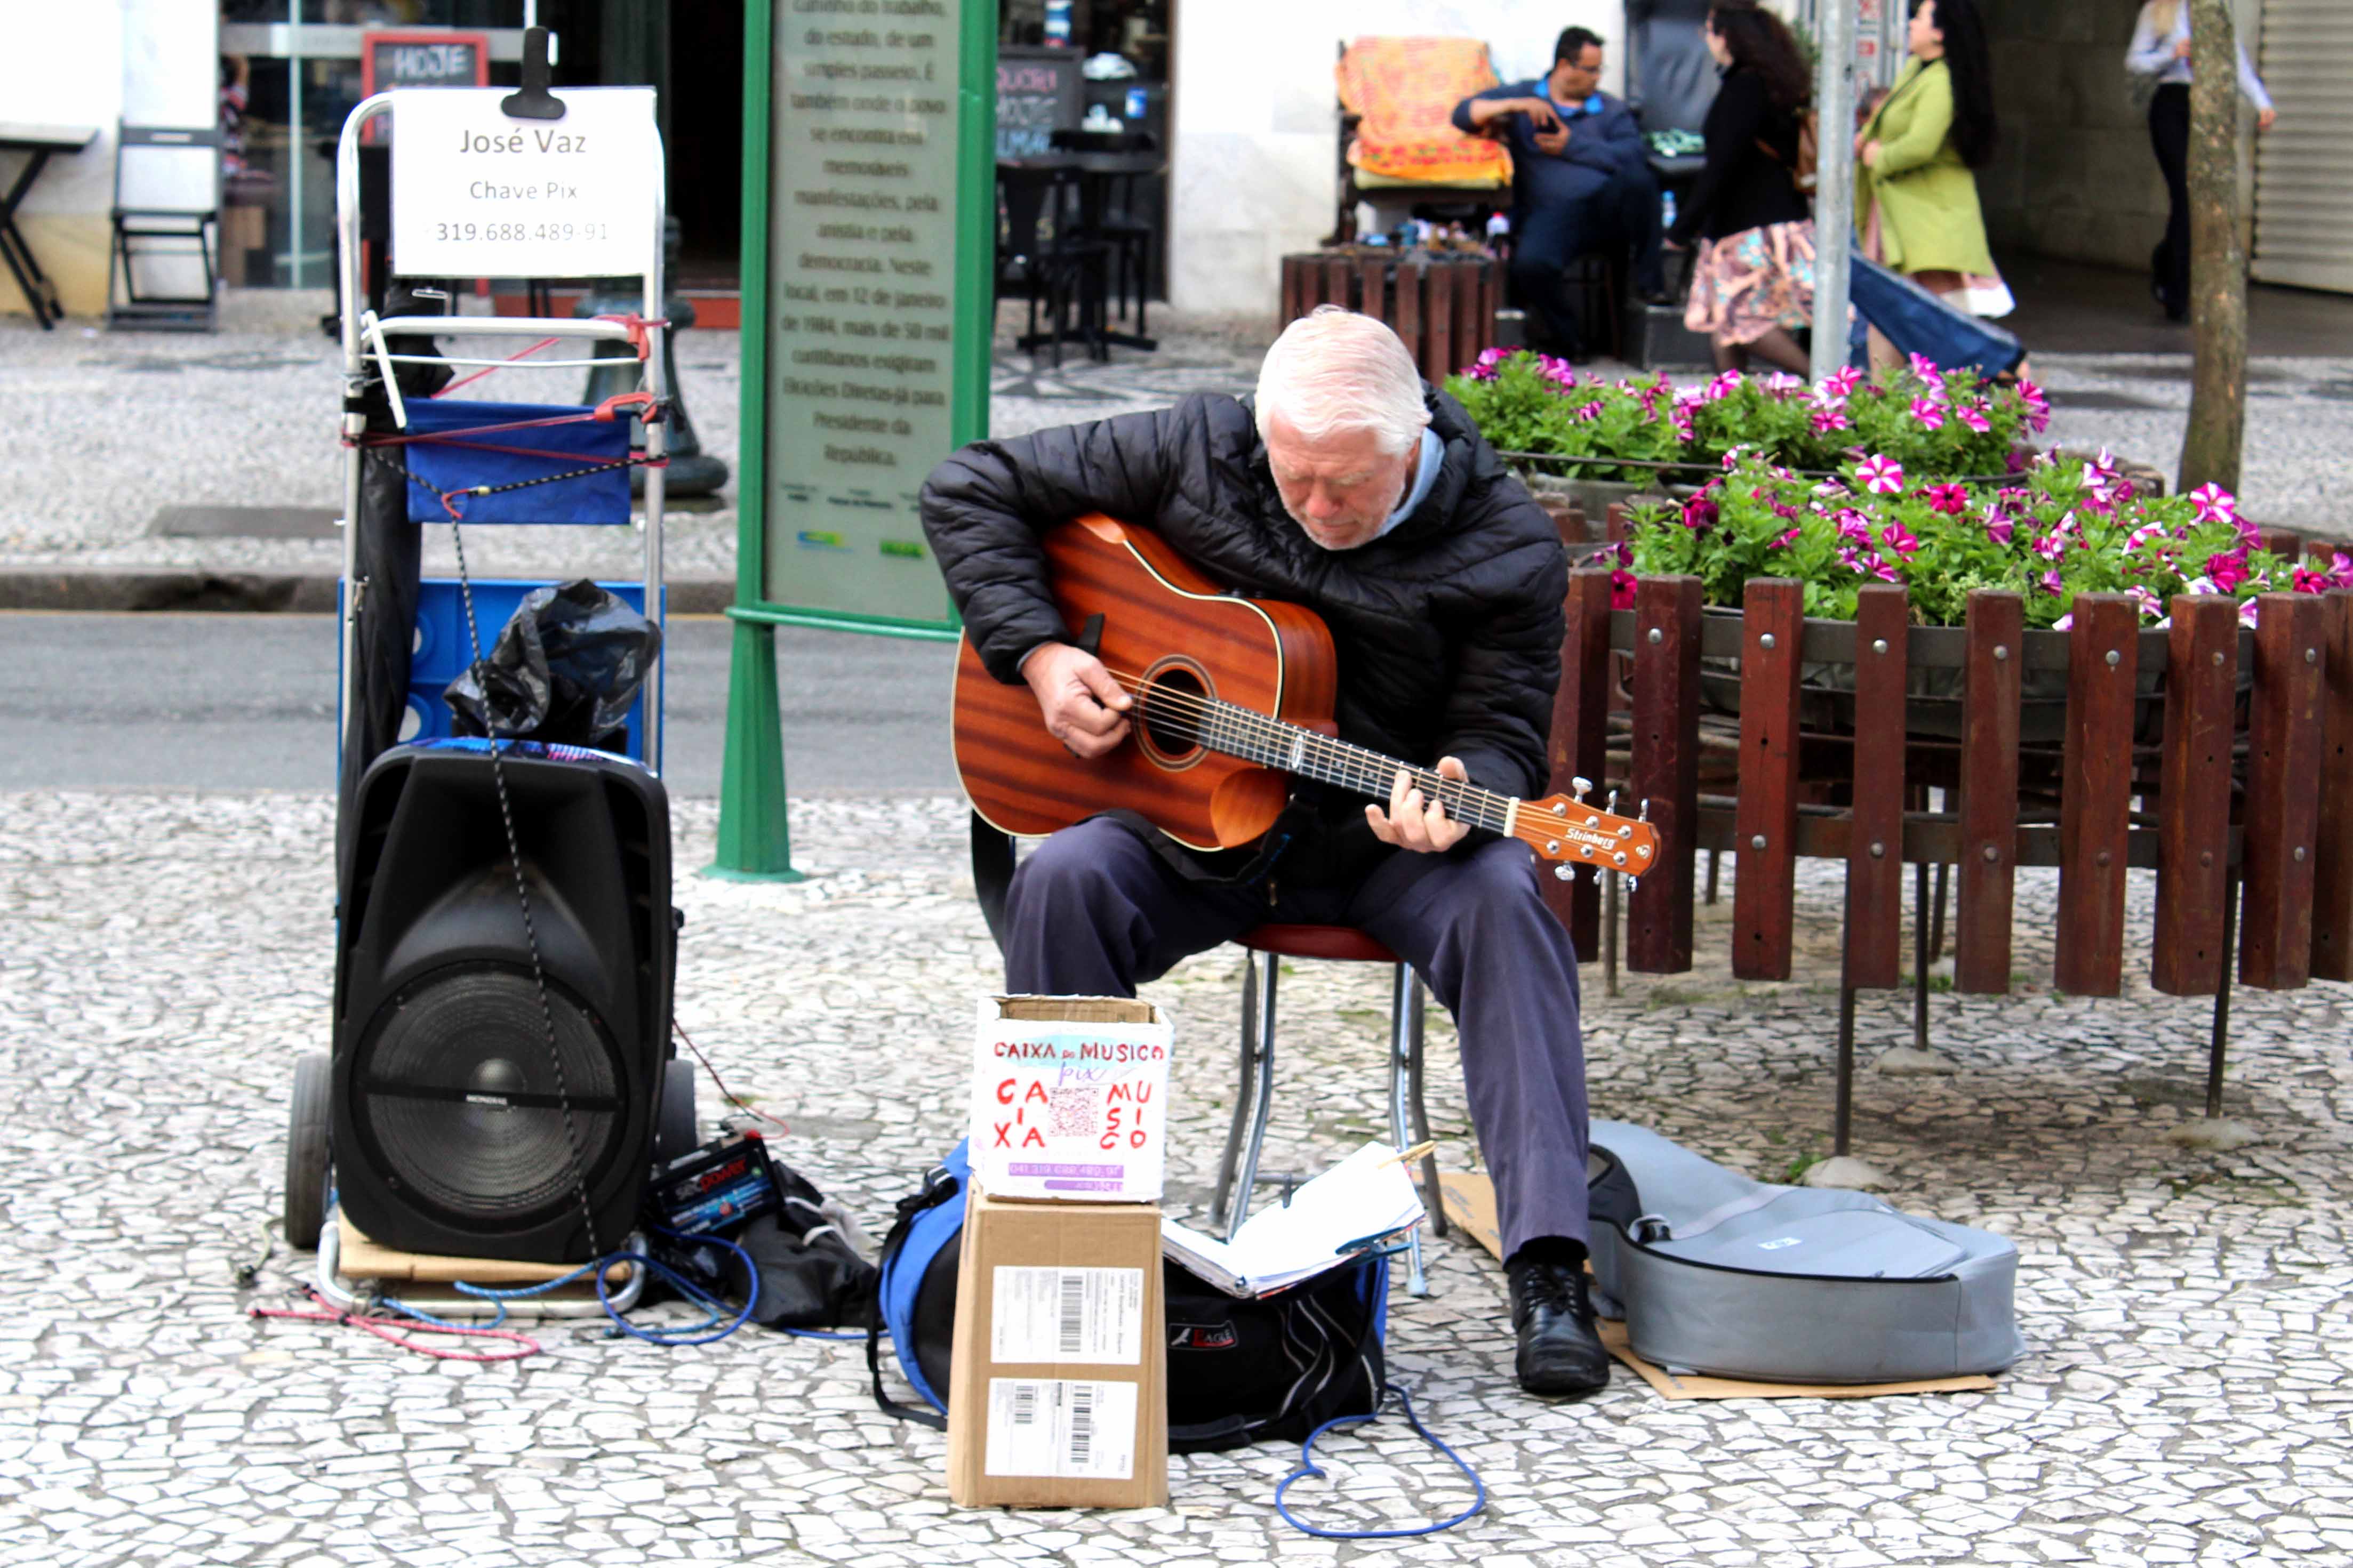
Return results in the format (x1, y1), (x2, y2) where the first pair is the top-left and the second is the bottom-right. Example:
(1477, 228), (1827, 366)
(333, 742), (674, 1263)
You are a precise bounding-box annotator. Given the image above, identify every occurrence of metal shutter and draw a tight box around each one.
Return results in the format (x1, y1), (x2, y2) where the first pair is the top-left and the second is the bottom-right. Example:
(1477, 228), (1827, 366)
(2253, 0), (2353, 293)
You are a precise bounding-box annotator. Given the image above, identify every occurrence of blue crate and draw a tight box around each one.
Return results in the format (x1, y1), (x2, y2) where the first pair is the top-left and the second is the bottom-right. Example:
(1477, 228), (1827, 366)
(339, 578), (665, 772)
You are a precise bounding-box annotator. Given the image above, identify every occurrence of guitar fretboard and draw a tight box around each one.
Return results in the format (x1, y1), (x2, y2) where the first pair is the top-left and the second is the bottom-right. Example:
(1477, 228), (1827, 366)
(1138, 685), (1517, 834)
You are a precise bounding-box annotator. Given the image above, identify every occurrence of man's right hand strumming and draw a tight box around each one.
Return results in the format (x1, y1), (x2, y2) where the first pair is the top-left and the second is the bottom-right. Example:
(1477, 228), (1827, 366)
(1023, 641), (1132, 758)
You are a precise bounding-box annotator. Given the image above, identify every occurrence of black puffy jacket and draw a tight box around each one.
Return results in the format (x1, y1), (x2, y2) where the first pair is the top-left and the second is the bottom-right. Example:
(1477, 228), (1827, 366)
(919, 386), (1567, 883)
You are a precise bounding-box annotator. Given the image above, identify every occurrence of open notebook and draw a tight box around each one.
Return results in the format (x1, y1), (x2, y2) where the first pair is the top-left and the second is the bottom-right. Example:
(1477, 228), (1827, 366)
(1162, 1140), (1426, 1299)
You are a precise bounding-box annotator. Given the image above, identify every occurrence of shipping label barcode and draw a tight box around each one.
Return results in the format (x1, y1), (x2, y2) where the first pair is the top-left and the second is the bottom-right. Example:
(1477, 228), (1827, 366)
(1066, 1383), (1095, 1470)
(984, 1378), (1139, 1481)
(990, 1266), (1143, 1365)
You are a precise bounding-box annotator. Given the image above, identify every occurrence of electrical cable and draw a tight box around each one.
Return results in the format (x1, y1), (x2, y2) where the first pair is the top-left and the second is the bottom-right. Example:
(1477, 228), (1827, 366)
(1272, 1384), (1487, 1539)
(672, 1021), (791, 1137)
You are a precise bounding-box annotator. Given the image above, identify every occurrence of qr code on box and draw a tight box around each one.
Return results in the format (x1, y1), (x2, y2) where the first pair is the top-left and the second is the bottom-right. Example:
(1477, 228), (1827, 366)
(1047, 1086), (1100, 1139)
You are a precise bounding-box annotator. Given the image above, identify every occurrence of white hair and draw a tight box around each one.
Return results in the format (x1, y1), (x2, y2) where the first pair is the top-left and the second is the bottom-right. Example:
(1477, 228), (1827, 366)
(1254, 306), (1431, 457)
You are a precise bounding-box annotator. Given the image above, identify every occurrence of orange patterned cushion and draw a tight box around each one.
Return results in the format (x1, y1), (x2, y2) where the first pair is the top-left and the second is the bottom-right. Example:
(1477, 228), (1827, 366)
(1336, 36), (1513, 187)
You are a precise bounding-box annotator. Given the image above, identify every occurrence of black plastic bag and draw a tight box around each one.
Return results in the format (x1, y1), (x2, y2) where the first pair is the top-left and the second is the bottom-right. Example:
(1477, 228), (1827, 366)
(445, 579), (661, 750)
(653, 1157), (879, 1331)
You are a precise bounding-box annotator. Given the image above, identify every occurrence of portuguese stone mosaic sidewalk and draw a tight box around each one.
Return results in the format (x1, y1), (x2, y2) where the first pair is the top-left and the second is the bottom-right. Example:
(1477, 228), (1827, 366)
(3, 789), (2350, 1566)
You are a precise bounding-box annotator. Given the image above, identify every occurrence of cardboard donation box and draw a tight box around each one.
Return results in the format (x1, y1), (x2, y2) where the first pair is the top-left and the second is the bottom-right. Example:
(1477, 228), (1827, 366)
(970, 996), (1173, 1201)
(950, 997), (1172, 1509)
(945, 1183), (1169, 1508)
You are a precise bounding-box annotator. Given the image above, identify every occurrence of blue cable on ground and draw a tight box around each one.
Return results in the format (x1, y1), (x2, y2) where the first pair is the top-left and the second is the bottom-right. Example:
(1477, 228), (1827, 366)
(1272, 1384), (1486, 1539)
(383, 1226), (760, 1347)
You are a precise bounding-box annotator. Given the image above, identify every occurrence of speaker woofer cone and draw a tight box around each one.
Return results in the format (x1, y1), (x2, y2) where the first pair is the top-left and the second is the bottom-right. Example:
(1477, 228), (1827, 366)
(353, 962), (627, 1227)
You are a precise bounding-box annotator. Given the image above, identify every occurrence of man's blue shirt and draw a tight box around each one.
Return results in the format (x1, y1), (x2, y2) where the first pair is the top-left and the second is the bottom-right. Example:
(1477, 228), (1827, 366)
(1451, 79), (1646, 217)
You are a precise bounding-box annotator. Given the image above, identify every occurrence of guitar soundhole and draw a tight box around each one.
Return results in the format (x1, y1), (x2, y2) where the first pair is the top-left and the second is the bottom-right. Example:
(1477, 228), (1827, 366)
(1134, 658), (1212, 771)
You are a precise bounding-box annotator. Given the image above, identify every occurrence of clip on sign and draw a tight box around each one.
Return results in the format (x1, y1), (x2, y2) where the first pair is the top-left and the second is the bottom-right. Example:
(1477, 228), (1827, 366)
(969, 996), (1173, 1203)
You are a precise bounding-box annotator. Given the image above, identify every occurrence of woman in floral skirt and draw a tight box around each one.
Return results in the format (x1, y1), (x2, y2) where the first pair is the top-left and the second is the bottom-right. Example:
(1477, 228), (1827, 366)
(1668, 0), (1818, 374)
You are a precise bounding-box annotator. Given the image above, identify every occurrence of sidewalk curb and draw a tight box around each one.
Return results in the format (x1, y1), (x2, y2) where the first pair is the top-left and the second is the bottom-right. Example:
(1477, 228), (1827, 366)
(0, 568), (739, 615)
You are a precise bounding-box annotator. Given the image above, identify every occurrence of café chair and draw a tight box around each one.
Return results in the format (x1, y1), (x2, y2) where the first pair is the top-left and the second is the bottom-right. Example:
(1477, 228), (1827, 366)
(108, 124), (225, 332)
(996, 162), (1107, 368)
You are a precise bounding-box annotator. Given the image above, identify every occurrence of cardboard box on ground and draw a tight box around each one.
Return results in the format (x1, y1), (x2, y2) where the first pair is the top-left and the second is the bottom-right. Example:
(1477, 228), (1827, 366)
(948, 998), (1172, 1509)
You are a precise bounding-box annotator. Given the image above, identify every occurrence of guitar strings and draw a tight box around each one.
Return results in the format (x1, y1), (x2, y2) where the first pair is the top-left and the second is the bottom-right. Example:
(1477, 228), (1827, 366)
(1084, 664), (1524, 837)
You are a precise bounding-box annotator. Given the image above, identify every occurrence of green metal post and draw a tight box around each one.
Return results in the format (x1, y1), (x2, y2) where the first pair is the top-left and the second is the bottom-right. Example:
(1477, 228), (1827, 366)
(709, 0), (802, 881)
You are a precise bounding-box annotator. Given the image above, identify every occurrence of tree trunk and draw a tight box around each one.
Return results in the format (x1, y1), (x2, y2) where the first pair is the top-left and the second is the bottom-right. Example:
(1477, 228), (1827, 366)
(2179, 0), (2247, 496)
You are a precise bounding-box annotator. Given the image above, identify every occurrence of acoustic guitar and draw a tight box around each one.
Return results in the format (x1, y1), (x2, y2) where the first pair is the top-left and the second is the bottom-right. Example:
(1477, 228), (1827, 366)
(953, 514), (1660, 880)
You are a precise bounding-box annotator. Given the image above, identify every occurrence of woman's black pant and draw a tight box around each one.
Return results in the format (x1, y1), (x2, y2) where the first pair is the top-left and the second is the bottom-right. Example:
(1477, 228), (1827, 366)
(2149, 83), (2191, 316)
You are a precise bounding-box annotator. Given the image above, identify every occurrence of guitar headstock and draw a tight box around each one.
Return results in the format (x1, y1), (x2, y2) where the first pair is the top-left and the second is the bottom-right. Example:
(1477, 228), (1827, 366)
(1514, 785), (1661, 881)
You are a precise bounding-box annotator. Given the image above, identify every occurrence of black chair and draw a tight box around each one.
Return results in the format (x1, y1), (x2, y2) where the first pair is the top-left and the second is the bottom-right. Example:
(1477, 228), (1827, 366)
(1050, 128), (1158, 337)
(108, 124), (223, 332)
(996, 163), (1108, 368)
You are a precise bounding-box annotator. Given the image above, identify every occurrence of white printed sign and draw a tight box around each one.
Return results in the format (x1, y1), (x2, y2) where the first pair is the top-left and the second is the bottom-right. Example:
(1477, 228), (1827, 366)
(970, 1000), (1174, 1203)
(991, 1267), (1144, 1366)
(389, 87), (659, 279)
(984, 1378), (1137, 1481)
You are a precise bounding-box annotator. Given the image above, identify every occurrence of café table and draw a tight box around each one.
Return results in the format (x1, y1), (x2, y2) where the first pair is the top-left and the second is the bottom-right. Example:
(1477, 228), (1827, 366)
(0, 123), (97, 329)
(999, 149), (1164, 357)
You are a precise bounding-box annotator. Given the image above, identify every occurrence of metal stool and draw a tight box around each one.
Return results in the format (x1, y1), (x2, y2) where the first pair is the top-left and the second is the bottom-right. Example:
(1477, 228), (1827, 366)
(1206, 923), (1447, 1297)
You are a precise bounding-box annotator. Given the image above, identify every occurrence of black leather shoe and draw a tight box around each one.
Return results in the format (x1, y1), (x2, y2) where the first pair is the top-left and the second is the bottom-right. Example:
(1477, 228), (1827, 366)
(1507, 1256), (1612, 1396)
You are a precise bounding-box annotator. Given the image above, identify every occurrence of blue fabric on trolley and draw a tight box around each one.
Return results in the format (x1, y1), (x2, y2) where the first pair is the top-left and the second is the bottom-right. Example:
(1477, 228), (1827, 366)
(1845, 252), (2025, 380)
(402, 398), (633, 526)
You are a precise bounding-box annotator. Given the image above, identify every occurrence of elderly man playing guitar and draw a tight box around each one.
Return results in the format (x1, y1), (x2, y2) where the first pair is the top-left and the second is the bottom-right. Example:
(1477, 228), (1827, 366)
(919, 307), (1610, 1396)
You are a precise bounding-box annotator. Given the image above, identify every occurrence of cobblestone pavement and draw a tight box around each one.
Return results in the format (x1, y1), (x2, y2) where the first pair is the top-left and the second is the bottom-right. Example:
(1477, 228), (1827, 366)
(6, 301), (2350, 585)
(5, 789), (2350, 1566)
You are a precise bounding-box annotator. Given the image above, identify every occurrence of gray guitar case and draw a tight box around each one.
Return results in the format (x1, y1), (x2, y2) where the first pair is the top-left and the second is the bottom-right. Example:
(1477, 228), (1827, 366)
(1584, 1121), (2023, 1384)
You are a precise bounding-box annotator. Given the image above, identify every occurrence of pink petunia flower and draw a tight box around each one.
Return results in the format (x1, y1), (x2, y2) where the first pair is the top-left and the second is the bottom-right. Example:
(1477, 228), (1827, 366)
(1956, 404), (1991, 433)
(1881, 520), (1922, 558)
(1911, 397), (1947, 431)
(1822, 365), (1863, 399)
(2040, 569), (2065, 595)
(1682, 495), (1719, 532)
(1763, 372), (1803, 397)
(1610, 569), (1638, 609)
(2016, 379), (2051, 434)
(2189, 482), (2237, 525)
(1812, 406), (1853, 435)
(2127, 585), (2163, 621)
(2240, 598), (2262, 628)
(2052, 613), (2074, 631)
(2207, 550), (2251, 593)
(1924, 483), (1970, 516)
(1774, 526), (1803, 548)
(1858, 455), (1905, 495)
(2294, 565), (2332, 594)
(1908, 352), (1945, 383)
(1985, 514), (2015, 548)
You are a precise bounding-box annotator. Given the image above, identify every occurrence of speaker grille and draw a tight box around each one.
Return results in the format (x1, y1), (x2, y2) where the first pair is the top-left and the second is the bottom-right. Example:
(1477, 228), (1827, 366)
(353, 963), (626, 1224)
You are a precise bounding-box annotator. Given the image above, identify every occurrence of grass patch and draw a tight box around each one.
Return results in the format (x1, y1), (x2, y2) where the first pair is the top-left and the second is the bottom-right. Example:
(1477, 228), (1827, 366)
(1898, 971), (1956, 994)
(2165, 1171), (2304, 1207)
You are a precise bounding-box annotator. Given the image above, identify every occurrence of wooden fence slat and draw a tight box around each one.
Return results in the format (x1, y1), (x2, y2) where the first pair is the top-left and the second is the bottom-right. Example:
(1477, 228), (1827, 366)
(2313, 590), (2353, 980)
(1544, 568), (1614, 955)
(2241, 592), (2325, 988)
(1844, 584), (1909, 990)
(1629, 575), (1701, 974)
(2260, 526), (2303, 561)
(2152, 595), (2238, 994)
(1451, 260), (1483, 377)
(1955, 590), (2023, 993)
(1396, 261), (1422, 374)
(1732, 579), (1803, 979)
(1358, 255), (1386, 329)
(1323, 254), (1354, 313)
(1424, 262), (1457, 384)
(1279, 255), (1302, 325)
(2055, 593), (2137, 995)
(1605, 502), (1627, 545)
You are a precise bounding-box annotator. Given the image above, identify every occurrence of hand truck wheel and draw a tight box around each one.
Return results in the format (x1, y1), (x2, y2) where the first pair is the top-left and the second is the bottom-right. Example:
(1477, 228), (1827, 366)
(284, 1051), (332, 1250)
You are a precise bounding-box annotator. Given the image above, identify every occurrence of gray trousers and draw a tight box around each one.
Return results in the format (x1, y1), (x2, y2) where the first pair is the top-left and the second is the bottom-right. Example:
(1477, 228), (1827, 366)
(1002, 817), (1590, 1256)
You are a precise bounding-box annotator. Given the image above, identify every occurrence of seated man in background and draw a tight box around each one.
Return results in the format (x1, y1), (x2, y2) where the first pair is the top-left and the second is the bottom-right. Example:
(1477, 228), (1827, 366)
(1453, 25), (1670, 357)
(919, 308), (1608, 1399)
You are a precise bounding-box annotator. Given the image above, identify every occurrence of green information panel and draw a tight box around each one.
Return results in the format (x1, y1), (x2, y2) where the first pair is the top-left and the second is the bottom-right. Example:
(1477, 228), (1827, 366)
(738, 0), (992, 635)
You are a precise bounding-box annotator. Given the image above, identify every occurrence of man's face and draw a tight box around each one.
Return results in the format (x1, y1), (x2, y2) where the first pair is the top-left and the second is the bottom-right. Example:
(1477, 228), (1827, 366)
(1555, 44), (1604, 97)
(1264, 416), (1416, 552)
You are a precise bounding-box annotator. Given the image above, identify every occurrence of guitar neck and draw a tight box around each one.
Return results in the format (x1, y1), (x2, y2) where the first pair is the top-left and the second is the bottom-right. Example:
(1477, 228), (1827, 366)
(1176, 692), (1523, 836)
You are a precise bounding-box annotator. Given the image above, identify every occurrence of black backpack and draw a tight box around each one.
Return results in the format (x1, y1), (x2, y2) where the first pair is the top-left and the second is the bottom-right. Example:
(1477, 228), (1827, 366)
(868, 1141), (1388, 1452)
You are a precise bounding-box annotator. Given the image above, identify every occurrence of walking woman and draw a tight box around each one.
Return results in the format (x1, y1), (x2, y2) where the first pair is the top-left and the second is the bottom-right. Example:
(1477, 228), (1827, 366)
(1855, 0), (2007, 365)
(1668, 0), (1817, 373)
(2129, 1), (2277, 321)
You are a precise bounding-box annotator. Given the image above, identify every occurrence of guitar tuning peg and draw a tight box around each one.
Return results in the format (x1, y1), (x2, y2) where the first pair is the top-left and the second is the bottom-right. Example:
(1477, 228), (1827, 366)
(1571, 775), (1591, 799)
(1552, 863), (1572, 881)
(1605, 788), (1619, 816)
(1638, 797), (1650, 824)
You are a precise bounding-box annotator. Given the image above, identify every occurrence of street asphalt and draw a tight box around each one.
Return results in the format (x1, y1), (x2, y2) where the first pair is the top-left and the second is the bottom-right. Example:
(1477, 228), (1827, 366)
(0, 612), (962, 795)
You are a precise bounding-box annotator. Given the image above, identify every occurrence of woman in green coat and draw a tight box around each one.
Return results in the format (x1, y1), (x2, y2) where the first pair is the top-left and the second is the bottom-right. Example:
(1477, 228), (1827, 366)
(1856, 0), (2010, 361)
